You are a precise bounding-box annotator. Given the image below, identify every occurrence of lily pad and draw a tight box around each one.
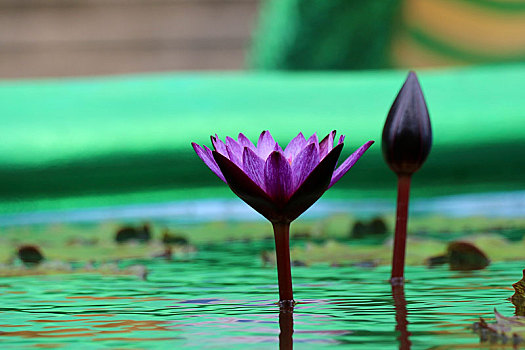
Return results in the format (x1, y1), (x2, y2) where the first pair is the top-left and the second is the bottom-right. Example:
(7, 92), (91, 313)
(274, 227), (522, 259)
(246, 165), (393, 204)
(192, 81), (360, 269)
(427, 241), (490, 270)
(0, 261), (148, 279)
(448, 241), (490, 271)
(512, 269), (525, 316)
(262, 234), (524, 267)
(474, 309), (524, 345)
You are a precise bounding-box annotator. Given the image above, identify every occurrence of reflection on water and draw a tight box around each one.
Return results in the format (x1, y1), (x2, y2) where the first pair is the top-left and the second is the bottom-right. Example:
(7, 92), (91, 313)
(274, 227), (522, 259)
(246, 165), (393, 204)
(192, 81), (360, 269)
(279, 308), (294, 350)
(0, 240), (521, 349)
(392, 285), (411, 350)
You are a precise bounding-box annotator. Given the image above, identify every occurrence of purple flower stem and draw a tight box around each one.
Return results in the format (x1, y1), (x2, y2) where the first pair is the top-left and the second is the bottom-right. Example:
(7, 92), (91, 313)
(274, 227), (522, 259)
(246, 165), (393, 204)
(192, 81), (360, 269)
(391, 174), (412, 285)
(272, 222), (295, 308)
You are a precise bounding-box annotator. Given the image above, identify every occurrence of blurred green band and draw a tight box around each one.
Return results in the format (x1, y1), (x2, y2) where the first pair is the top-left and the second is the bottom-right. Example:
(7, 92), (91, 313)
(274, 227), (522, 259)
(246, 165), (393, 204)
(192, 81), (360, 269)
(0, 64), (524, 213)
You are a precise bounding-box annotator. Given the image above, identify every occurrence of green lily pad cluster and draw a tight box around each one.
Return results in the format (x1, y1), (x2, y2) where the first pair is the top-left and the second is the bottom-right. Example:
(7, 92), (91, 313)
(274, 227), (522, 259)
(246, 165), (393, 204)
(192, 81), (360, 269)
(263, 234), (525, 267)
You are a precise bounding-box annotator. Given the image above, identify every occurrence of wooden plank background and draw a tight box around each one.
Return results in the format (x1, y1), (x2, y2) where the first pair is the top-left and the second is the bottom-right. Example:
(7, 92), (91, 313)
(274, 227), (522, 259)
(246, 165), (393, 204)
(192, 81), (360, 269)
(0, 0), (259, 78)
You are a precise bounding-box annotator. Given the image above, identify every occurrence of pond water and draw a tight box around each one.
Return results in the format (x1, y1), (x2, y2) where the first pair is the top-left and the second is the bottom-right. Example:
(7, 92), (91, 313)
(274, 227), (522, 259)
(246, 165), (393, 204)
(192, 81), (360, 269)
(0, 237), (521, 349)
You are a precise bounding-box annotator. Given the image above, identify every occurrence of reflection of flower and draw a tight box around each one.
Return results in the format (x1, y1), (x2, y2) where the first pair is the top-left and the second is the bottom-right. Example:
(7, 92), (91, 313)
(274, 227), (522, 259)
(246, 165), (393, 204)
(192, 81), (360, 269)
(192, 131), (373, 307)
(192, 131), (373, 223)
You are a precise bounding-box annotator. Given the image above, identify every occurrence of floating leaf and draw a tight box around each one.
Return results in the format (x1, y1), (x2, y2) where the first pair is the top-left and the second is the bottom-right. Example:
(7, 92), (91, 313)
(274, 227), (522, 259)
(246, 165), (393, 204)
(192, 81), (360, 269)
(350, 217), (388, 238)
(512, 269), (525, 316)
(447, 241), (490, 271)
(0, 261), (148, 279)
(474, 309), (524, 345)
(426, 240), (490, 270)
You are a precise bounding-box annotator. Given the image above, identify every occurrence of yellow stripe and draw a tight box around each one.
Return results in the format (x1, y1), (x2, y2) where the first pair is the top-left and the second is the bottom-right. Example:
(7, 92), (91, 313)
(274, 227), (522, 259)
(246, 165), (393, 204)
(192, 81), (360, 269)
(391, 32), (467, 68)
(404, 0), (525, 55)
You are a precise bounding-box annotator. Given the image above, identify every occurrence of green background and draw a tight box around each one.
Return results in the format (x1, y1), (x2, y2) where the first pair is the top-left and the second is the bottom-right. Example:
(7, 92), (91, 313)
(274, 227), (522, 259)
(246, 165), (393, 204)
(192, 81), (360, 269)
(0, 64), (524, 213)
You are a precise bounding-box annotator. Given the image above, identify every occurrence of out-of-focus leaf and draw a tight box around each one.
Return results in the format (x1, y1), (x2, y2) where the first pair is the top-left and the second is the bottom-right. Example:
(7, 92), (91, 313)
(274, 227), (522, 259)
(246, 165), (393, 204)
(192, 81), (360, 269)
(426, 241), (490, 270)
(512, 269), (525, 316)
(447, 241), (490, 271)
(474, 309), (524, 345)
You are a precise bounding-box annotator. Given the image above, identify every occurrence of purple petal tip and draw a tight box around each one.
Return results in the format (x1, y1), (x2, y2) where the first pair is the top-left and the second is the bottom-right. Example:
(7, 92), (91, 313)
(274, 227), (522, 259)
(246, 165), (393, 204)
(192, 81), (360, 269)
(328, 140), (374, 189)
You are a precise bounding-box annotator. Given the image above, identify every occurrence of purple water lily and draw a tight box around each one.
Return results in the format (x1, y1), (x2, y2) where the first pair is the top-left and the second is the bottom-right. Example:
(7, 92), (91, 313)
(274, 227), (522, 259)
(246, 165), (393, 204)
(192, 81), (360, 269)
(193, 131), (373, 223)
(192, 131), (373, 307)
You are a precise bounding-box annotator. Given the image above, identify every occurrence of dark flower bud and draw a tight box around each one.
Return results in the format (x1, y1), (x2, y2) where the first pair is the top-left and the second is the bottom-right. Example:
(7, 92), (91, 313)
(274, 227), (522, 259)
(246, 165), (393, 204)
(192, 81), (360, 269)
(382, 71), (432, 175)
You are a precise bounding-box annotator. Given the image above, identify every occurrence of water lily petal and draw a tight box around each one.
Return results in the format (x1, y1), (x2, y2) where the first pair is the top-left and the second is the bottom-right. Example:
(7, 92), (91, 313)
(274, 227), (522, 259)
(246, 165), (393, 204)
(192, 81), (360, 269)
(306, 132), (320, 157)
(192, 143), (226, 183)
(257, 130), (278, 160)
(291, 143), (320, 191)
(284, 144), (343, 221)
(319, 130), (336, 159)
(284, 132), (307, 162)
(242, 147), (266, 190)
(213, 151), (277, 221)
(338, 135), (345, 145)
(226, 136), (243, 167)
(306, 132), (319, 146)
(211, 135), (228, 157)
(238, 133), (256, 151)
(329, 140), (374, 189)
(226, 136), (242, 155)
(264, 151), (293, 203)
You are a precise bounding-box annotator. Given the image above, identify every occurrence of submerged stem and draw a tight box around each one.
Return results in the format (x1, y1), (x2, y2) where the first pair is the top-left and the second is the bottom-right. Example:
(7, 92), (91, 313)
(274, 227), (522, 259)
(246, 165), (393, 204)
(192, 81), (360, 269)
(272, 222), (294, 306)
(391, 174), (411, 285)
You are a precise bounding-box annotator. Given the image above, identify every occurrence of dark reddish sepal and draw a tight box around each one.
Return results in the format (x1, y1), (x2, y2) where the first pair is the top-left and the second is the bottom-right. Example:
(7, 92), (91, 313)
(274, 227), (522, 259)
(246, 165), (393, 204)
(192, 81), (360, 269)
(283, 144), (343, 222)
(213, 151), (279, 221)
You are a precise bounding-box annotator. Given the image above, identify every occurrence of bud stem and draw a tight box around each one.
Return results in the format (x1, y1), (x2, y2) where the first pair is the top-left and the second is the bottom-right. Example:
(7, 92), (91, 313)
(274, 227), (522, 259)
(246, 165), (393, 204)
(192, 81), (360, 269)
(391, 174), (411, 285)
(272, 222), (294, 306)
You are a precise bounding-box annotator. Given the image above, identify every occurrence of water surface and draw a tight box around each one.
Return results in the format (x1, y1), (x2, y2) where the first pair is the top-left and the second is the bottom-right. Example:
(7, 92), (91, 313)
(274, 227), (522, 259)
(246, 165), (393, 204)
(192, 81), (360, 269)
(0, 239), (520, 349)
